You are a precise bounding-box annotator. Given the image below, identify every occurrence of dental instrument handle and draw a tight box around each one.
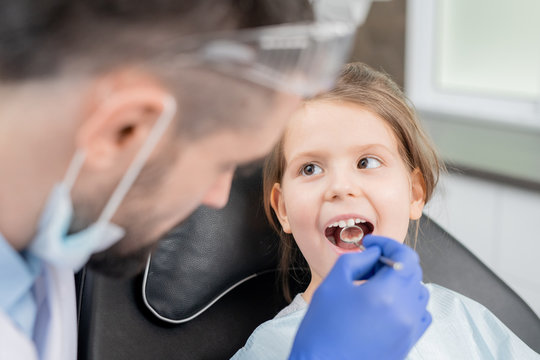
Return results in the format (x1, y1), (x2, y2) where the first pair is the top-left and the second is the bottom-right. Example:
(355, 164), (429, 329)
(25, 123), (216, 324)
(377, 255), (403, 271)
(357, 244), (403, 271)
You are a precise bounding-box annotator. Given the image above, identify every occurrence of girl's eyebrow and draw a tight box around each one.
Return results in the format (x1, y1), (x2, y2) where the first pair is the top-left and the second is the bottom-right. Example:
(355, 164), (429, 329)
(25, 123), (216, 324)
(287, 150), (327, 164)
(288, 143), (395, 164)
(353, 143), (395, 156)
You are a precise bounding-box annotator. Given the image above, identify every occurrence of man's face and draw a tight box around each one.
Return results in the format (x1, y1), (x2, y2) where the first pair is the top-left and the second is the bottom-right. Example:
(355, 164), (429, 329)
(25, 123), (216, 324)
(85, 91), (300, 276)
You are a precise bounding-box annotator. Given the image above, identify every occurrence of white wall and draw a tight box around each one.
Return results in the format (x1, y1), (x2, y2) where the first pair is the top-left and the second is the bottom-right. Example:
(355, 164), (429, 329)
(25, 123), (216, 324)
(424, 172), (540, 317)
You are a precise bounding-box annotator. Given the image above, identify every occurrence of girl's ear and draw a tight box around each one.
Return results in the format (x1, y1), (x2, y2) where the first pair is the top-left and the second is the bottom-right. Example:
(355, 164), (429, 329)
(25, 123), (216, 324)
(270, 183), (292, 233)
(409, 168), (426, 220)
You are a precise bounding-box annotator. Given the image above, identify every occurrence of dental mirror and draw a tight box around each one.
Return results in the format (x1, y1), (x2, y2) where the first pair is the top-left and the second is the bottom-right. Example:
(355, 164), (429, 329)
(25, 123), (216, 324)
(339, 225), (403, 271)
(339, 225), (364, 245)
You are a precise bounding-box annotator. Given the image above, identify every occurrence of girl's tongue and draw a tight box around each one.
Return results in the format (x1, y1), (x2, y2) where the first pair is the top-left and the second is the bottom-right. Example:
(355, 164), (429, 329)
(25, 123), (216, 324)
(336, 235), (361, 250)
(339, 225), (364, 246)
(325, 222), (373, 250)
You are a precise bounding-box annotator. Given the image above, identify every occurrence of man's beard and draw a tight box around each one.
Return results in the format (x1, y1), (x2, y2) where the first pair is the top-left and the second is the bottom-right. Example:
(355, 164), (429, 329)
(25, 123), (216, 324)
(70, 209), (162, 278)
(71, 187), (170, 278)
(86, 239), (158, 278)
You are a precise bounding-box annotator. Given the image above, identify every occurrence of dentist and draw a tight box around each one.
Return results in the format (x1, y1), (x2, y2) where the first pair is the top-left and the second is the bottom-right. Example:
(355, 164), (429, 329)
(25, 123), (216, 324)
(0, 0), (430, 359)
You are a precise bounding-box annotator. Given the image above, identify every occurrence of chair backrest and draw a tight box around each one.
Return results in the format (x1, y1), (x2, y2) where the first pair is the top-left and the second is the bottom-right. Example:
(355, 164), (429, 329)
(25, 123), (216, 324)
(76, 168), (540, 359)
(414, 216), (540, 352)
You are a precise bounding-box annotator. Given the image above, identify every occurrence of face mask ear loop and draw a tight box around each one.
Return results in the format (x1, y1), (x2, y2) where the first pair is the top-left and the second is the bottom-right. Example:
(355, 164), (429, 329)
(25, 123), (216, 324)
(62, 149), (87, 193)
(95, 95), (177, 226)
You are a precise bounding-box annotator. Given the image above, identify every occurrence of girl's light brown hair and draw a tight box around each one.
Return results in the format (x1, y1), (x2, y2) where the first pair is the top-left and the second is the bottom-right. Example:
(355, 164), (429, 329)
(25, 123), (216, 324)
(263, 62), (444, 301)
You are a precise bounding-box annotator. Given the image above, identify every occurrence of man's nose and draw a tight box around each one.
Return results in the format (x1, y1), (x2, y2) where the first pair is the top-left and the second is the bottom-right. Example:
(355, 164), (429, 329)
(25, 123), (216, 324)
(201, 169), (235, 209)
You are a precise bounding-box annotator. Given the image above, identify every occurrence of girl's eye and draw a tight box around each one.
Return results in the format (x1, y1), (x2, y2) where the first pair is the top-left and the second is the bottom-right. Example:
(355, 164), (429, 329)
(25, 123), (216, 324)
(358, 157), (381, 169)
(301, 163), (322, 176)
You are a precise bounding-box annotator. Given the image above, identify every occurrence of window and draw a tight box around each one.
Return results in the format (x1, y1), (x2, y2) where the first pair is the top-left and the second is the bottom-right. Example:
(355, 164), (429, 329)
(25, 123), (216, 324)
(406, 0), (540, 130)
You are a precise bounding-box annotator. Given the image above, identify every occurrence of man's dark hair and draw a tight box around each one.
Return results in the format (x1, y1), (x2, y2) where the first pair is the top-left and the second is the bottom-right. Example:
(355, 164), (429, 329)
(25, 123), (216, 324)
(0, 0), (313, 80)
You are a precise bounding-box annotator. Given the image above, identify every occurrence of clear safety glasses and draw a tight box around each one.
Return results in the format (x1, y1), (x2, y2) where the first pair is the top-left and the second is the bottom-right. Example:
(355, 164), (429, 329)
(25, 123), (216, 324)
(159, 21), (356, 97)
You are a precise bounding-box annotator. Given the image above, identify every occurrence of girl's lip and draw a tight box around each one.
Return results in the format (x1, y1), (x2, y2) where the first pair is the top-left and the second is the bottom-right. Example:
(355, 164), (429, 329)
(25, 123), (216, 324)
(332, 245), (363, 254)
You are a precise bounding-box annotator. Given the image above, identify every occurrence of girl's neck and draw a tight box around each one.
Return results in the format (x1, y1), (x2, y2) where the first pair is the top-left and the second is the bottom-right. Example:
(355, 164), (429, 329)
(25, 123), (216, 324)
(301, 276), (323, 303)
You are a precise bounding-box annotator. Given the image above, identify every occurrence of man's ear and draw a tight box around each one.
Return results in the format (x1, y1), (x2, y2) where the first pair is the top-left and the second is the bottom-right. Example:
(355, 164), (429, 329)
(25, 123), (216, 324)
(76, 69), (174, 170)
(409, 168), (426, 220)
(270, 183), (292, 234)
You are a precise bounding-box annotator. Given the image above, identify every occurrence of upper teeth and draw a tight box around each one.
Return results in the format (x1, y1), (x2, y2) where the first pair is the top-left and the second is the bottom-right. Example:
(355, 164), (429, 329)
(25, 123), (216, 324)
(329, 218), (366, 228)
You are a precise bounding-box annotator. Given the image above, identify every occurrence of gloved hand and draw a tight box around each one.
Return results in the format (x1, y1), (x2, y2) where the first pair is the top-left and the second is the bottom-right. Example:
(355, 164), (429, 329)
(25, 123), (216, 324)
(289, 235), (431, 360)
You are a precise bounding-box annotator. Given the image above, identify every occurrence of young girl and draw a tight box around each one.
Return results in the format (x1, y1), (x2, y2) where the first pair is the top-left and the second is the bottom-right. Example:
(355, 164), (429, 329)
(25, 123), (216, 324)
(231, 63), (539, 359)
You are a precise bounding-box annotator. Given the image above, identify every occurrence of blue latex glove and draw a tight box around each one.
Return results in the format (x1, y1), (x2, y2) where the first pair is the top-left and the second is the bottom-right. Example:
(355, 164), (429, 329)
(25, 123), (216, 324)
(289, 235), (431, 360)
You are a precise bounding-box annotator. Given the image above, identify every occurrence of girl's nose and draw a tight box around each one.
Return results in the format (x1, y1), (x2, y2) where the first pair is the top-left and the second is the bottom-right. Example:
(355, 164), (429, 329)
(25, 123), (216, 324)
(324, 171), (362, 201)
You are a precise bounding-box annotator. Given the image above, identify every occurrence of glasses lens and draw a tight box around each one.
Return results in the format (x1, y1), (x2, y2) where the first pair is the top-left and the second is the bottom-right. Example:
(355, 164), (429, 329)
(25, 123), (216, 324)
(164, 22), (355, 97)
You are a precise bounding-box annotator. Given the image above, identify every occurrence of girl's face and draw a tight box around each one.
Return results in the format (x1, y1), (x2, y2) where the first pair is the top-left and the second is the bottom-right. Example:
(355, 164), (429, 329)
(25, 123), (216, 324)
(271, 101), (426, 294)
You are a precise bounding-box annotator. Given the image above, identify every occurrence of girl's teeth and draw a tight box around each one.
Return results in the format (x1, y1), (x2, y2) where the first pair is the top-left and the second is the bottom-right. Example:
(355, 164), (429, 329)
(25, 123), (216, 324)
(330, 218), (368, 228)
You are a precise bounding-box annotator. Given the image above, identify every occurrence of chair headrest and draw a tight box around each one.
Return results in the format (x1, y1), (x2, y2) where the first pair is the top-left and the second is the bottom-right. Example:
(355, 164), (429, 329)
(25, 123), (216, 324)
(142, 166), (279, 323)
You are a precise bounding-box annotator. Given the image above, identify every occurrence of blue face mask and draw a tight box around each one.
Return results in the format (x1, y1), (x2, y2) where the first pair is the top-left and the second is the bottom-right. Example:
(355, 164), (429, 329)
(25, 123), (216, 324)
(28, 95), (177, 272)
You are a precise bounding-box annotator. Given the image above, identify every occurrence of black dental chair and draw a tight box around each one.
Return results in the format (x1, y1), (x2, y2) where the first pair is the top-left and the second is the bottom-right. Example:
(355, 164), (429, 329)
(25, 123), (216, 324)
(76, 166), (540, 359)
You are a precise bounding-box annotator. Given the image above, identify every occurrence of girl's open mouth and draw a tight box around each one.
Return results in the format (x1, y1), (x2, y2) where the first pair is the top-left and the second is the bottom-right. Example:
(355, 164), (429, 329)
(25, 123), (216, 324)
(324, 218), (374, 250)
